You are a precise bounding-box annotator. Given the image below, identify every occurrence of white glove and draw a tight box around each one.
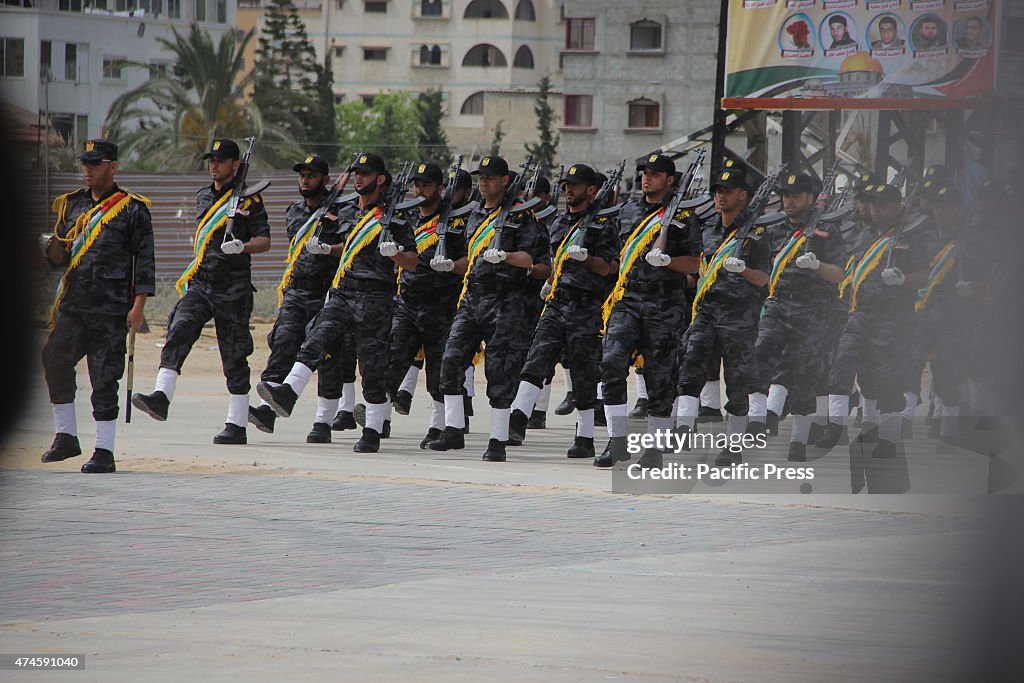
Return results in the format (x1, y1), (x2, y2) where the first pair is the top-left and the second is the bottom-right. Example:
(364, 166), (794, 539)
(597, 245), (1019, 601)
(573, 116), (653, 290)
(723, 257), (746, 273)
(881, 267), (905, 286)
(430, 255), (455, 272)
(483, 248), (507, 264)
(221, 239), (245, 255)
(306, 238), (332, 255)
(540, 282), (552, 299)
(955, 280), (973, 298)
(379, 241), (403, 257)
(795, 252), (820, 270)
(645, 247), (671, 268)
(567, 245), (589, 261)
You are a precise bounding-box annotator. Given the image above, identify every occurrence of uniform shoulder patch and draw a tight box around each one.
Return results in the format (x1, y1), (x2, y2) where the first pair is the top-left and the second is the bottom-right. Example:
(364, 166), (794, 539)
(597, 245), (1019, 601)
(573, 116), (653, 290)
(752, 226), (765, 235)
(120, 187), (153, 206)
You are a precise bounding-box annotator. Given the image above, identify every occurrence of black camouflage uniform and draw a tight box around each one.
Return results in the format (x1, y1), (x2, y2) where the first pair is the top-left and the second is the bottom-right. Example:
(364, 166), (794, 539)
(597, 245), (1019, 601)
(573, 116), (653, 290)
(43, 144), (156, 428)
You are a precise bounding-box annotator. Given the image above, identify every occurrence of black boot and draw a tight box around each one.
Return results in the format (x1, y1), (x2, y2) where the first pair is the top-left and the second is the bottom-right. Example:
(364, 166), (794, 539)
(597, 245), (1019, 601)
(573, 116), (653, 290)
(787, 441), (807, 462)
(766, 410), (780, 437)
(508, 408), (529, 446)
(901, 417), (913, 440)
(566, 436), (595, 459)
(746, 420), (766, 436)
(462, 417), (471, 435)
(872, 439), (897, 458)
(629, 397), (649, 419)
(392, 389), (413, 416)
(428, 426), (465, 451)
(593, 436), (628, 468)
(807, 421), (824, 445)
(527, 410), (547, 429)
(381, 419), (391, 439)
(256, 382), (297, 418)
(673, 424), (691, 451)
(306, 422), (332, 443)
(813, 422), (847, 449)
(81, 448), (116, 473)
(637, 448), (664, 469)
(594, 400), (607, 427)
(715, 448), (742, 467)
(213, 423), (247, 445)
(554, 391), (575, 416)
(698, 405), (724, 423)
(419, 428), (442, 449)
(332, 410), (357, 431)
(131, 390), (169, 421)
(41, 433), (82, 463)
(482, 438), (507, 462)
(353, 427), (380, 453)
(248, 405), (276, 434)
(464, 394), (474, 418)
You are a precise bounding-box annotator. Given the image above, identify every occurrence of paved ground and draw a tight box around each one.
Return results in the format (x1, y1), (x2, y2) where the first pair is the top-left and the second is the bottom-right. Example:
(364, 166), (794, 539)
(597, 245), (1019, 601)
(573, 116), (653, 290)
(0, 327), (1015, 681)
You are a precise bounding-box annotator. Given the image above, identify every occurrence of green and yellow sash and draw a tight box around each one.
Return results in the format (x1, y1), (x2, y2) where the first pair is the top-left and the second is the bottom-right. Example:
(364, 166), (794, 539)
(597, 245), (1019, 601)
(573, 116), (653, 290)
(690, 230), (738, 319)
(396, 214), (442, 296)
(848, 231), (892, 312)
(601, 208), (665, 330)
(331, 207), (384, 289)
(457, 208), (501, 306)
(838, 254), (857, 300)
(915, 241), (956, 312)
(175, 189), (234, 296)
(49, 190), (135, 325)
(276, 209), (322, 305)
(768, 228), (807, 298)
(545, 216), (586, 302)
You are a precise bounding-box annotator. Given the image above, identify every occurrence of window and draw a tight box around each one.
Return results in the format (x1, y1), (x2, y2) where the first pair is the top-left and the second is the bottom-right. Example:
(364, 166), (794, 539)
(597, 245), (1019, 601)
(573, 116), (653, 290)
(464, 0), (507, 19)
(149, 61), (169, 79)
(418, 44), (442, 66)
(363, 47), (388, 61)
(462, 43), (506, 67)
(566, 18), (596, 50)
(361, 94), (377, 106)
(194, 0), (205, 21)
(51, 113), (88, 145)
(333, 94), (344, 105)
(512, 45), (534, 68)
(0, 38), (24, 78)
(627, 97), (660, 129)
(333, 46), (345, 59)
(64, 43), (77, 81)
(216, 0), (226, 22)
(40, 41), (53, 79)
(420, 0), (441, 16)
(102, 56), (125, 80)
(629, 19), (663, 52)
(461, 91), (484, 115)
(514, 0), (534, 20)
(563, 94), (593, 127)
(364, 0), (386, 12)
(58, 0), (83, 11)
(167, 0), (180, 17)
(76, 115), (88, 144)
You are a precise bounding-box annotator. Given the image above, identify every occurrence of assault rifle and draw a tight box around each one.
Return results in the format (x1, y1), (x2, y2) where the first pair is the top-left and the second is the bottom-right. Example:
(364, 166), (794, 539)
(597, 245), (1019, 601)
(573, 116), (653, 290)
(223, 137), (271, 244)
(435, 155), (476, 261)
(535, 165), (565, 221)
(310, 152), (360, 241)
(559, 159), (627, 251)
(377, 161), (427, 247)
(491, 155), (541, 252)
(735, 163), (788, 248)
(651, 148), (710, 251)
(884, 179), (922, 270)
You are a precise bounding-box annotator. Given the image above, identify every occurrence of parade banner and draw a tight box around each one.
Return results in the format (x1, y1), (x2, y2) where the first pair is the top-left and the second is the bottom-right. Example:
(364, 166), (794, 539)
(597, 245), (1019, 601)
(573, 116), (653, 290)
(723, 0), (999, 109)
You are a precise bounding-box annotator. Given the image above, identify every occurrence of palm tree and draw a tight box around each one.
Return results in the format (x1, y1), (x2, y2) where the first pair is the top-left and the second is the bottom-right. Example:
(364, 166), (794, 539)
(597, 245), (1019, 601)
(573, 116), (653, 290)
(105, 25), (302, 170)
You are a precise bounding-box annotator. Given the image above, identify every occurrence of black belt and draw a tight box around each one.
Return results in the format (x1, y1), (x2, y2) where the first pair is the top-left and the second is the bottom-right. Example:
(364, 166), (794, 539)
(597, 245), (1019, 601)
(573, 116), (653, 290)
(625, 280), (685, 295)
(469, 280), (525, 296)
(194, 269), (245, 287)
(338, 278), (396, 293)
(400, 287), (459, 305)
(291, 276), (332, 291)
(771, 289), (833, 303)
(555, 286), (605, 304)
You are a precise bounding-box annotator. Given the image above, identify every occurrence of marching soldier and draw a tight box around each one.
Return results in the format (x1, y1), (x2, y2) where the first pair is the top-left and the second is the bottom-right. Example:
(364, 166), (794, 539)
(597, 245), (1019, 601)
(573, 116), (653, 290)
(41, 138), (155, 473)
(507, 163), (619, 458)
(816, 183), (933, 459)
(428, 155), (546, 462)
(247, 155), (349, 443)
(594, 154), (702, 469)
(386, 163), (471, 449)
(748, 173), (847, 462)
(257, 153), (417, 453)
(133, 138), (270, 444)
(674, 168), (771, 467)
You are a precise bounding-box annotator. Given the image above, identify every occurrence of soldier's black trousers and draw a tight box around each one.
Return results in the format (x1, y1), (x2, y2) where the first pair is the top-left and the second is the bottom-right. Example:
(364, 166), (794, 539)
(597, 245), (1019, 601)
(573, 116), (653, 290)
(296, 288), (393, 405)
(828, 308), (912, 414)
(677, 298), (760, 415)
(910, 307), (971, 408)
(262, 287), (346, 400)
(520, 293), (603, 411)
(601, 290), (687, 418)
(161, 279), (254, 395)
(43, 311), (126, 421)
(386, 292), (458, 403)
(752, 297), (831, 415)
(440, 289), (527, 409)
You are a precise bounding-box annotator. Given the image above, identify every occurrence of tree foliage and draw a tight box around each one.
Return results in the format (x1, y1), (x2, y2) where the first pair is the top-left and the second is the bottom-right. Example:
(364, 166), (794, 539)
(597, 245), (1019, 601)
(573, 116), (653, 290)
(524, 76), (560, 176)
(335, 92), (423, 168)
(416, 90), (452, 167)
(105, 25), (300, 170)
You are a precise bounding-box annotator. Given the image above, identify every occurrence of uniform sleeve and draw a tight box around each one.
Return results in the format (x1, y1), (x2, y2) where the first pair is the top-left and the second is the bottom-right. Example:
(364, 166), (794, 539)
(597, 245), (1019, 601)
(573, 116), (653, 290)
(130, 201), (157, 297)
(447, 217), (469, 260)
(533, 220), (552, 266)
(666, 212), (703, 258)
(244, 195), (271, 239)
(391, 215), (417, 252)
(746, 233), (772, 273)
(821, 225), (848, 267)
(510, 213), (543, 261)
(592, 216), (621, 264)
